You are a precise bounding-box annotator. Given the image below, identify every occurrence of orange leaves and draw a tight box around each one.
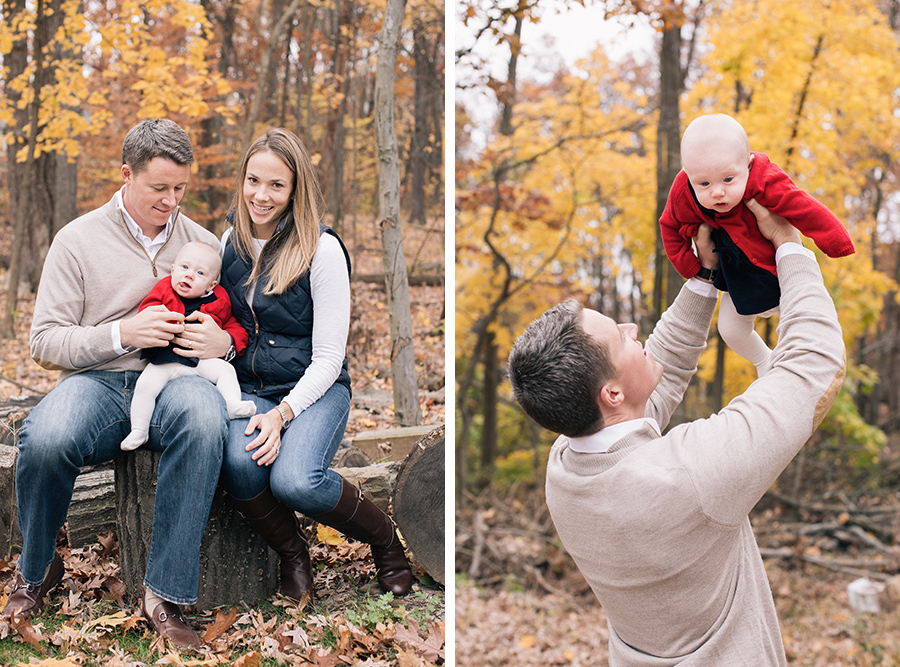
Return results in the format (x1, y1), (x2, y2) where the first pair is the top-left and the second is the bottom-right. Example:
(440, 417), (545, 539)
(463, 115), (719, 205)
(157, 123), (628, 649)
(200, 608), (238, 644)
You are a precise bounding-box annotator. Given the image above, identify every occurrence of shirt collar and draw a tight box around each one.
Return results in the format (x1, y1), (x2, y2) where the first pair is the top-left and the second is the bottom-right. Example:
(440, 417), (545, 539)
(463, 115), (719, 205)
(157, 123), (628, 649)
(115, 185), (174, 244)
(568, 418), (661, 453)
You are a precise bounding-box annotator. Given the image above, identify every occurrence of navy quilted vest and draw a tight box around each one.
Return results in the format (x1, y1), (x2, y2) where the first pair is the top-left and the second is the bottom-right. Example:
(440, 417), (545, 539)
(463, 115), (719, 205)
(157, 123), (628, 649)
(221, 217), (352, 399)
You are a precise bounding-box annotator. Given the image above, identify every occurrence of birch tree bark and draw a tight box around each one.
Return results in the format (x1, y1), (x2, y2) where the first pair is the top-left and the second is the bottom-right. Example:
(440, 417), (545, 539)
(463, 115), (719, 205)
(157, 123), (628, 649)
(375, 0), (422, 426)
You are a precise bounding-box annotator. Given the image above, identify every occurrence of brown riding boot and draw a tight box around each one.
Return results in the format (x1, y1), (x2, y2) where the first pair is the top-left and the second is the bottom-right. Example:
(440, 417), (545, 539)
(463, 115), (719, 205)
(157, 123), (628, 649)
(231, 488), (314, 601)
(314, 478), (414, 596)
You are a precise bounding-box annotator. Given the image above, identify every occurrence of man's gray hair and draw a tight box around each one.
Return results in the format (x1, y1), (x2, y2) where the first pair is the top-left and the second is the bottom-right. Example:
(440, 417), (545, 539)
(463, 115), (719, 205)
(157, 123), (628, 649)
(508, 299), (614, 438)
(122, 119), (194, 174)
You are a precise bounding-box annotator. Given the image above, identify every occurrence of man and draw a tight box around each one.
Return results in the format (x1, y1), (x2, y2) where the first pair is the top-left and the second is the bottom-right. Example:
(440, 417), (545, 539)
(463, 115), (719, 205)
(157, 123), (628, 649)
(3, 119), (235, 649)
(508, 202), (846, 665)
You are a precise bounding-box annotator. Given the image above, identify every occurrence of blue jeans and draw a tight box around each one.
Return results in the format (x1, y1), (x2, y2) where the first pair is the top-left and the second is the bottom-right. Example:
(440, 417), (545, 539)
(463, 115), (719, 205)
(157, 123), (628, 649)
(16, 370), (226, 605)
(222, 383), (350, 515)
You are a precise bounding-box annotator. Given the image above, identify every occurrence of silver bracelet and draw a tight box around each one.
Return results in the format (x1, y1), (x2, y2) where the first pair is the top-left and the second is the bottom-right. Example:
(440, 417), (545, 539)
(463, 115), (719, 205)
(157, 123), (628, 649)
(275, 404), (290, 429)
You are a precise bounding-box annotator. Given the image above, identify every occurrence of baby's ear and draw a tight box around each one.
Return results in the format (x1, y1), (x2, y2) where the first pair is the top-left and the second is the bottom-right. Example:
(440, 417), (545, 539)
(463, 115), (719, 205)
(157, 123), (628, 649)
(748, 153), (755, 169)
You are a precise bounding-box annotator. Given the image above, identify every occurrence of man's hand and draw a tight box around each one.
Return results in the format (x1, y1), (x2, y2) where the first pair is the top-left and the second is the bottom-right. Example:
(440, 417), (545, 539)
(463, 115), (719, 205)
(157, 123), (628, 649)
(746, 198), (801, 248)
(120, 305), (184, 349)
(694, 223), (719, 271)
(173, 311), (232, 360)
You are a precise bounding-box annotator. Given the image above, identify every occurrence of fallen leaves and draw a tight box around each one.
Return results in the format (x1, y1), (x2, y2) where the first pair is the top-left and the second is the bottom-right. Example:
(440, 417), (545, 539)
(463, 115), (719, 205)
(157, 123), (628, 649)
(1, 533), (445, 666)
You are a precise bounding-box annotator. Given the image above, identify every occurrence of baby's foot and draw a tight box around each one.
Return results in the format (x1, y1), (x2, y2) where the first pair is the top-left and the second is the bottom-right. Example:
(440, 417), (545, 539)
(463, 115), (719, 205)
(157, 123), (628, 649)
(227, 400), (257, 419)
(121, 430), (149, 451)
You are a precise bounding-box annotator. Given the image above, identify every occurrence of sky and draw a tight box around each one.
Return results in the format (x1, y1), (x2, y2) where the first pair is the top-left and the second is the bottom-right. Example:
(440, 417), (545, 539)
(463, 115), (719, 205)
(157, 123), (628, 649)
(455, 3), (656, 150)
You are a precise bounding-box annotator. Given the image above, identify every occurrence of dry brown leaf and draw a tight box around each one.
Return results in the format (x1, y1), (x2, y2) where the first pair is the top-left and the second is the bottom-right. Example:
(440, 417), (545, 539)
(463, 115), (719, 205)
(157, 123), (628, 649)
(201, 607), (238, 643)
(231, 651), (263, 667)
(395, 647), (432, 667)
(392, 618), (444, 662)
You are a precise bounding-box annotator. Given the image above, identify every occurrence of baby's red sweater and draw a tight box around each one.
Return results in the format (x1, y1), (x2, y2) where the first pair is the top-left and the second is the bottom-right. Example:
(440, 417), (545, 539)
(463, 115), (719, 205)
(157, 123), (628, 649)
(140, 278), (249, 354)
(660, 151), (855, 279)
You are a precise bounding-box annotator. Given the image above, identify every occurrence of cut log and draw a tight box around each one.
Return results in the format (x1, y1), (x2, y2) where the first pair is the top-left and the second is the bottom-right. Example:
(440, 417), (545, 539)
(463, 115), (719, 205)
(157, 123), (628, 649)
(332, 461), (402, 513)
(0, 396), (42, 447)
(332, 444), (374, 468)
(392, 425), (444, 585)
(114, 449), (279, 610)
(67, 465), (116, 548)
(0, 444), (20, 556)
(352, 424), (439, 462)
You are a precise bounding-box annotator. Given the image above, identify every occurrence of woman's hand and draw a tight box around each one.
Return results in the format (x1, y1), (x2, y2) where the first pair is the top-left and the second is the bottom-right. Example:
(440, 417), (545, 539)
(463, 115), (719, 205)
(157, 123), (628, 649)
(244, 410), (283, 466)
(173, 311), (232, 359)
(244, 403), (294, 466)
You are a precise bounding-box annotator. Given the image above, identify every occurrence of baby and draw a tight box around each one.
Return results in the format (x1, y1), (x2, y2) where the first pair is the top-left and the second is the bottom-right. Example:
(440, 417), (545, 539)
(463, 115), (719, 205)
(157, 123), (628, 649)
(121, 241), (256, 451)
(660, 113), (855, 375)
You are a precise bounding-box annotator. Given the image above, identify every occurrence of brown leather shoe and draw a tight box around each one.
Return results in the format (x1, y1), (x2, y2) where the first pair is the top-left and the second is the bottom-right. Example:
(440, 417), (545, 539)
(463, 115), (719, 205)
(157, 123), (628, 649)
(140, 587), (200, 649)
(2, 552), (64, 620)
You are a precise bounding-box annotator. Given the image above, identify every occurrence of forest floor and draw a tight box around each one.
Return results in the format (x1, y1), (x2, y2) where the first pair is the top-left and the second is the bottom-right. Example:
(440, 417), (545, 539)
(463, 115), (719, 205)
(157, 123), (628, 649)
(456, 442), (900, 667)
(0, 214), (446, 665)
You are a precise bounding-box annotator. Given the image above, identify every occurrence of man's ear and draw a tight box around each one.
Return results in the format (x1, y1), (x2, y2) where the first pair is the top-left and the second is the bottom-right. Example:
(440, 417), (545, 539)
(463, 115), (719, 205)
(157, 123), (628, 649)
(599, 382), (624, 410)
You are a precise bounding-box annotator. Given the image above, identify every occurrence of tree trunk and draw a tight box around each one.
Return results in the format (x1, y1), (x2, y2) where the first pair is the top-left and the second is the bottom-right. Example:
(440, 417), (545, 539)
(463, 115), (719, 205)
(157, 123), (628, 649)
(375, 0), (422, 427)
(652, 24), (685, 320)
(408, 19), (430, 225)
(320, 0), (354, 227)
(479, 332), (498, 481)
(199, 0), (237, 231)
(241, 0), (303, 154)
(2, 0), (47, 338)
(499, 8), (524, 137)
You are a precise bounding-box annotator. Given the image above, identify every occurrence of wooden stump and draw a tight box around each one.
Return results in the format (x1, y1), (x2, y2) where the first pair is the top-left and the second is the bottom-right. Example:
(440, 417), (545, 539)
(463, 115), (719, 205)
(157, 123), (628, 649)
(114, 450), (278, 609)
(392, 425), (444, 585)
(0, 444), (20, 556)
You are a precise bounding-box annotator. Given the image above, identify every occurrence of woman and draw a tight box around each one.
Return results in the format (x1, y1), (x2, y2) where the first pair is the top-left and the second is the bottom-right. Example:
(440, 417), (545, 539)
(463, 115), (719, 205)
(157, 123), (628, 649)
(218, 128), (413, 600)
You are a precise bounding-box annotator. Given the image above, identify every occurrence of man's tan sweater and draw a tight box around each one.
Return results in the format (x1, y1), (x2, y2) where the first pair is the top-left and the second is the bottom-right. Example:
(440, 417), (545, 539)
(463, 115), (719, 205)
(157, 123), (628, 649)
(30, 196), (219, 382)
(546, 253), (845, 665)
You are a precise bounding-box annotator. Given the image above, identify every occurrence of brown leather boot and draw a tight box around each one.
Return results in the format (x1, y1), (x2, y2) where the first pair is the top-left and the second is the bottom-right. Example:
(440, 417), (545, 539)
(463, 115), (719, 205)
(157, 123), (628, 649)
(230, 488), (314, 601)
(314, 478), (414, 596)
(1, 552), (64, 621)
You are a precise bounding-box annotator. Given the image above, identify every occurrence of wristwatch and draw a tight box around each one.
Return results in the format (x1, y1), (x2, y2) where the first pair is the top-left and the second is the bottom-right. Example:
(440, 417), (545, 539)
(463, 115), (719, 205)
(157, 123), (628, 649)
(696, 266), (718, 283)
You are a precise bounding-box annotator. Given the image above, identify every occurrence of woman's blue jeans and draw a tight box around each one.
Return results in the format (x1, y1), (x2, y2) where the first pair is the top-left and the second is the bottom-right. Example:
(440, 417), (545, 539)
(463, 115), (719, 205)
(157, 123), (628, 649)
(15, 370), (226, 605)
(222, 383), (351, 515)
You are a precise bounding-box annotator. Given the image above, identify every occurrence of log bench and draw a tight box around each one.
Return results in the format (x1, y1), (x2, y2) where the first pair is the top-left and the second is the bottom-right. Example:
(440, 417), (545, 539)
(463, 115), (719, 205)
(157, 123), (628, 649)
(1, 399), (444, 608)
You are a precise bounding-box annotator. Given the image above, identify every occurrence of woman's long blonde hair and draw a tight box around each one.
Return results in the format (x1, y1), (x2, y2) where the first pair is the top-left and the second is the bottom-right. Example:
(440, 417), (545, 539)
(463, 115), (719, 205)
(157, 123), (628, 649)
(231, 128), (323, 295)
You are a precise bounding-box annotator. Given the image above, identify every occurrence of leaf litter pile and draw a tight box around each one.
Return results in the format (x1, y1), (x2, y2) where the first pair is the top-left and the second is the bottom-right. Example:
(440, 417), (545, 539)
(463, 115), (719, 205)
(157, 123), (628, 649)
(0, 217), (446, 665)
(456, 478), (900, 666)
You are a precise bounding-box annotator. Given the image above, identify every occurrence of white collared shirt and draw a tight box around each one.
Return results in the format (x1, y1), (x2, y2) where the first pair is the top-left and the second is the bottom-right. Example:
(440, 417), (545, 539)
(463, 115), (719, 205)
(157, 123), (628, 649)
(568, 418), (661, 454)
